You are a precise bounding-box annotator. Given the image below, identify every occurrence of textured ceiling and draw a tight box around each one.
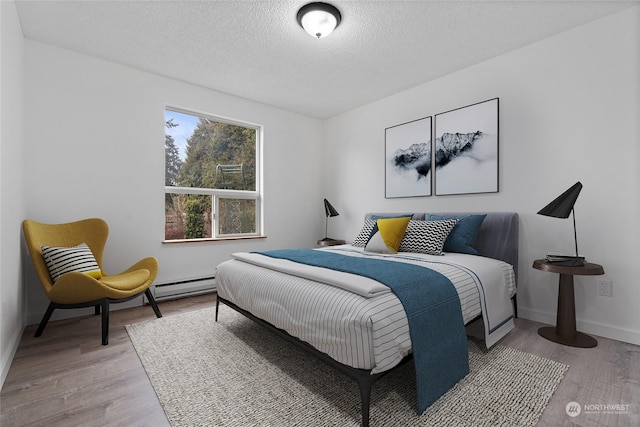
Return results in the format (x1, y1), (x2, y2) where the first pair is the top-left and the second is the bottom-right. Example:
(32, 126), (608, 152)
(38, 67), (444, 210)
(15, 0), (639, 118)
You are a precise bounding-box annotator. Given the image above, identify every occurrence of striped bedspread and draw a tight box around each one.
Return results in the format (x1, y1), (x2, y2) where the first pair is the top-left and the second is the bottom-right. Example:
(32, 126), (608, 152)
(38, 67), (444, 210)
(215, 246), (515, 375)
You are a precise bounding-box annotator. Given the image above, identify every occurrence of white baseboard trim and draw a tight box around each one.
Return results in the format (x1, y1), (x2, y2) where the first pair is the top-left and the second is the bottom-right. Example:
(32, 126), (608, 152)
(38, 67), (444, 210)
(518, 307), (640, 346)
(1, 325), (24, 389)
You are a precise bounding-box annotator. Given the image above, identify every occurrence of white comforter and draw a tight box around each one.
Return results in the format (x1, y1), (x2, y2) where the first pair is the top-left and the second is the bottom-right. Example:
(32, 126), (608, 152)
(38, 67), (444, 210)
(216, 246), (515, 374)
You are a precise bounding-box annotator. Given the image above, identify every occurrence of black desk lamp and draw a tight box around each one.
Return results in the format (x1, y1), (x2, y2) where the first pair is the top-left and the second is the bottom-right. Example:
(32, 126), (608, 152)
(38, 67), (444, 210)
(537, 181), (584, 266)
(322, 199), (339, 242)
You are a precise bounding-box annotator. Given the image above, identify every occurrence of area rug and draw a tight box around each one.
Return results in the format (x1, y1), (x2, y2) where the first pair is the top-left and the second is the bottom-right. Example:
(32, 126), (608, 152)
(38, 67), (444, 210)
(126, 306), (568, 427)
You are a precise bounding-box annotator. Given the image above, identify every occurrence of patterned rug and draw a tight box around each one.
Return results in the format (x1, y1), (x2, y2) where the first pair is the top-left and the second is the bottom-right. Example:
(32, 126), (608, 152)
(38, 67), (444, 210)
(126, 306), (568, 426)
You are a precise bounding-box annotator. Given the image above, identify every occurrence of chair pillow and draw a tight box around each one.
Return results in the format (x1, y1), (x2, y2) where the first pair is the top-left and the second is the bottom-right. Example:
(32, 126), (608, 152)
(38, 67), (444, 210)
(426, 214), (487, 254)
(365, 217), (411, 254)
(398, 219), (458, 255)
(41, 242), (102, 282)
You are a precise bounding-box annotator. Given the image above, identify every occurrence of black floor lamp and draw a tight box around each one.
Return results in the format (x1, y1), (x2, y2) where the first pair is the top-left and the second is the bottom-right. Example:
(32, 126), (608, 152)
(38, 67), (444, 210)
(537, 181), (584, 266)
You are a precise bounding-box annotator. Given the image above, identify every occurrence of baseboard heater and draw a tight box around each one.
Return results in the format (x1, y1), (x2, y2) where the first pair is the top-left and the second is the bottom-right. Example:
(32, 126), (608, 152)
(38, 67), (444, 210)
(150, 275), (216, 302)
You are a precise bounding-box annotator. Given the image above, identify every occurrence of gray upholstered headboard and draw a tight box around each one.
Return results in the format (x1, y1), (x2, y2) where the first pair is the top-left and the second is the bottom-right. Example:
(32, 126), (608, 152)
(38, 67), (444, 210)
(364, 212), (519, 278)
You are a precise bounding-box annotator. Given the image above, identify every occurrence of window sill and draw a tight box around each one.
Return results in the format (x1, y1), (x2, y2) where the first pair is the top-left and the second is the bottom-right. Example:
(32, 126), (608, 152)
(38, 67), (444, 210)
(163, 235), (267, 244)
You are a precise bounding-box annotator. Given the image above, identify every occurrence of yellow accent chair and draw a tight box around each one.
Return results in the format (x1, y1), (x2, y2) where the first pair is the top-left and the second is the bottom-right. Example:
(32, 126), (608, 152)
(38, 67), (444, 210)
(23, 218), (162, 345)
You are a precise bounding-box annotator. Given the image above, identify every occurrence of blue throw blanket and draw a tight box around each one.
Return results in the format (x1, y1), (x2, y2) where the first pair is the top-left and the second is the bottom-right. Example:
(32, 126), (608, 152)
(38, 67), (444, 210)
(257, 249), (469, 413)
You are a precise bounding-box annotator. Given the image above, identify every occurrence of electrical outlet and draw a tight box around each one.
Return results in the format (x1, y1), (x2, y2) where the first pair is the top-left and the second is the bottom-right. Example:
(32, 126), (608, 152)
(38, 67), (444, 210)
(598, 280), (613, 297)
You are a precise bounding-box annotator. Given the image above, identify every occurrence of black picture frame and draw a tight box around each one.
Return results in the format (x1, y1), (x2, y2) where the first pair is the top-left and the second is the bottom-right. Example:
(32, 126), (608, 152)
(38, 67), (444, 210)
(434, 98), (499, 196)
(384, 116), (432, 198)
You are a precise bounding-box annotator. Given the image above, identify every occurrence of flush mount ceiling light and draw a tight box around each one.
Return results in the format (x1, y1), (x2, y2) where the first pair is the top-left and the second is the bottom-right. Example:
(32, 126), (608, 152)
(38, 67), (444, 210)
(297, 2), (342, 39)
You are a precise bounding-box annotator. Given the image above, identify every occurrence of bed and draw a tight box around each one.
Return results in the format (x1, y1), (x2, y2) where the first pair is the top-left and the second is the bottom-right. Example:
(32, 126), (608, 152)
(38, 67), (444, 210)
(215, 212), (519, 427)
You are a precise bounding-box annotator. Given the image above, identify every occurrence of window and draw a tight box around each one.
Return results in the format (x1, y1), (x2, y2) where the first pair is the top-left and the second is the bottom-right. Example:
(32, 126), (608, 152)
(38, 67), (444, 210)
(164, 108), (261, 241)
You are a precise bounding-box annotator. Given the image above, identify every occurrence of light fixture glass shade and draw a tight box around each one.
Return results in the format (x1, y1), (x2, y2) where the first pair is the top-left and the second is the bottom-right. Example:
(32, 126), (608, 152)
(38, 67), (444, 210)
(297, 2), (341, 38)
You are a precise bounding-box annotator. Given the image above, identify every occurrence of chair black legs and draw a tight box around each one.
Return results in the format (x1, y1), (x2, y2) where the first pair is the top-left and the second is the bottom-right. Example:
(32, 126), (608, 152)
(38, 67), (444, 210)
(34, 290), (161, 345)
(145, 289), (162, 318)
(34, 302), (56, 337)
(101, 300), (109, 345)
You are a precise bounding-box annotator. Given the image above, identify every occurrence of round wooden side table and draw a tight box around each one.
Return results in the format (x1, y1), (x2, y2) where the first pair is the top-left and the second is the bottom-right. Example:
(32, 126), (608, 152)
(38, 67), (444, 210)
(533, 259), (604, 348)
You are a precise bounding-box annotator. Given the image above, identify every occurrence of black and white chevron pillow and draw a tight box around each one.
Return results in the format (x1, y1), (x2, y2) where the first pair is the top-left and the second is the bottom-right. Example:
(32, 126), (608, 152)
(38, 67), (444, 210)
(399, 219), (458, 255)
(351, 219), (376, 247)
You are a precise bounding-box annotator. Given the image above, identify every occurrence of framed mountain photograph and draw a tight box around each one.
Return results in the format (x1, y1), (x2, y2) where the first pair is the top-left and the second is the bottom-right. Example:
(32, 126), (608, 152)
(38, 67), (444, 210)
(434, 98), (499, 196)
(385, 116), (432, 198)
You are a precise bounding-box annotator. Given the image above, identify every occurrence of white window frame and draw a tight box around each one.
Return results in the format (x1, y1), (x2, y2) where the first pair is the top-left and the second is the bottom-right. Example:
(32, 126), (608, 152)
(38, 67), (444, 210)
(164, 107), (263, 242)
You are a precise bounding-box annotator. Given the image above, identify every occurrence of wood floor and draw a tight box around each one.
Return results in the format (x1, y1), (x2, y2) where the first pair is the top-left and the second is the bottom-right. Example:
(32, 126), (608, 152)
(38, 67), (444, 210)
(1, 293), (638, 427)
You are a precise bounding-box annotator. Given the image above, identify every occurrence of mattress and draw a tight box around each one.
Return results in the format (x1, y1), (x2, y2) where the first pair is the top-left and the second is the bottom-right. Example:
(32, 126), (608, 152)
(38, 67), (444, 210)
(215, 246), (516, 374)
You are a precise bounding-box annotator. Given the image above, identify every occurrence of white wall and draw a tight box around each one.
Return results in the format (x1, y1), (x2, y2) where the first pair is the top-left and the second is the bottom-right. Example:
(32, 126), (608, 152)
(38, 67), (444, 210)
(324, 7), (640, 345)
(0, 0), (26, 386)
(22, 41), (325, 325)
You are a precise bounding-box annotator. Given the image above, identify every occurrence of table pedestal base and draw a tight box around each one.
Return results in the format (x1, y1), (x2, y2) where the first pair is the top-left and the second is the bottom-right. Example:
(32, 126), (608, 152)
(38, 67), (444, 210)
(538, 326), (597, 348)
(532, 259), (603, 349)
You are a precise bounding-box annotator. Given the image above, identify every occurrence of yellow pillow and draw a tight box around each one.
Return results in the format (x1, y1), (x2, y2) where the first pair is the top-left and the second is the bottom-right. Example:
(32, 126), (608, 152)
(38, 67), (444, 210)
(365, 217), (411, 254)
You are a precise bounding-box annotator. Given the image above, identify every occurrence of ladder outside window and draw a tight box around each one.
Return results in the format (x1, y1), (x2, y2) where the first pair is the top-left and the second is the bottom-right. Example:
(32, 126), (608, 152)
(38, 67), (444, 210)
(215, 164), (246, 190)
